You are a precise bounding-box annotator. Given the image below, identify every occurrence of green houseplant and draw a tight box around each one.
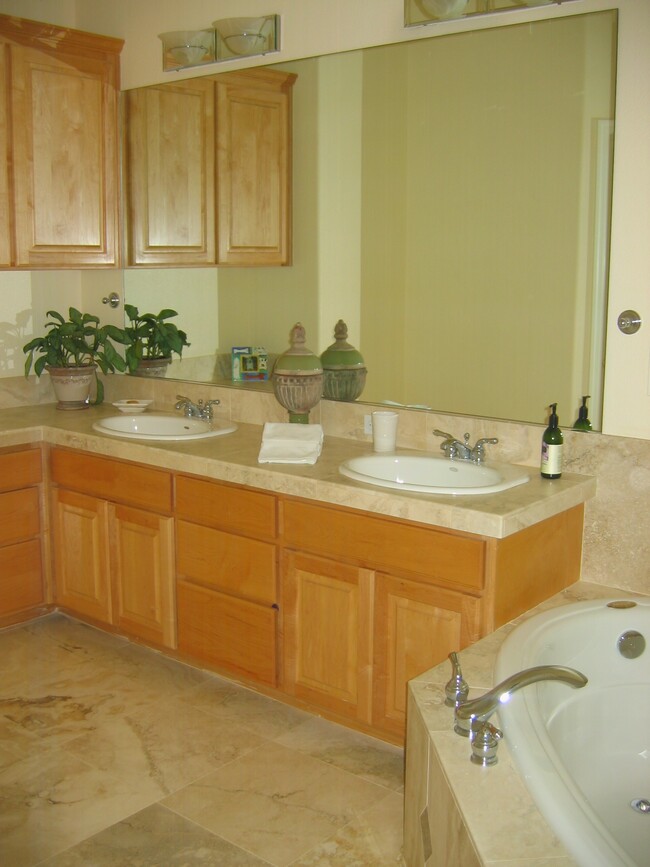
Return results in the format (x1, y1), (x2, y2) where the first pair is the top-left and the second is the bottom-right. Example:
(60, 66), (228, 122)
(23, 307), (127, 409)
(119, 305), (190, 376)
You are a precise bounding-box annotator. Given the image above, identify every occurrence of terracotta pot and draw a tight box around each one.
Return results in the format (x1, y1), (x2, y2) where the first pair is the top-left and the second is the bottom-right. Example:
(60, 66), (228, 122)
(46, 364), (96, 411)
(132, 358), (171, 378)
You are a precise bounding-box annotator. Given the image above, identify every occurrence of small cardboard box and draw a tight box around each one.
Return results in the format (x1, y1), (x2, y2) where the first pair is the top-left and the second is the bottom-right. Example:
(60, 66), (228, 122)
(231, 346), (269, 381)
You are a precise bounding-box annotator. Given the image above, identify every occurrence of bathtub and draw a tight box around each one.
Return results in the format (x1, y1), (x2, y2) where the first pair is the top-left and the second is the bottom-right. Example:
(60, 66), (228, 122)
(494, 597), (650, 867)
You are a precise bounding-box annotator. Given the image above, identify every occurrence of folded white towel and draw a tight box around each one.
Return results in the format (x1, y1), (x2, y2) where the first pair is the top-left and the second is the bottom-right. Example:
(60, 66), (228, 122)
(258, 422), (324, 465)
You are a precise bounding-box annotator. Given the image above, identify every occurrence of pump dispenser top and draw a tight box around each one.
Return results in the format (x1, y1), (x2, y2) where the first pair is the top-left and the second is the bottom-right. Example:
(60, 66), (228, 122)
(573, 396), (593, 432)
(540, 402), (563, 479)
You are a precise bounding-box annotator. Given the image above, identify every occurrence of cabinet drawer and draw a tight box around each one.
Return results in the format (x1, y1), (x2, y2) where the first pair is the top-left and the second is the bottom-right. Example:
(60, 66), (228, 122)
(177, 580), (277, 686)
(51, 448), (172, 512)
(0, 488), (40, 546)
(282, 500), (485, 592)
(0, 538), (43, 615)
(176, 475), (277, 539)
(0, 447), (41, 492)
(177, 519), (276, 605)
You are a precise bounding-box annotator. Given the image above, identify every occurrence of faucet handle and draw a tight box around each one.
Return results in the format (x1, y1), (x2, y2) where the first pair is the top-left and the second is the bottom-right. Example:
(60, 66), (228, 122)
(444, 652), (469, 707)
(469, 720), (503, 766)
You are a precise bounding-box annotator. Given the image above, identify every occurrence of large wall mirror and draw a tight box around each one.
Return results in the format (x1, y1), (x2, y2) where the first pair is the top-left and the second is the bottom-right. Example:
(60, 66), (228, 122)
(124, 10), (617, 429)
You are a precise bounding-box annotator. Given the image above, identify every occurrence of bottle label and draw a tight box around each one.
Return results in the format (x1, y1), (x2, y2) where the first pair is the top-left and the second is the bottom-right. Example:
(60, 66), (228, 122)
(541, 442), (562, 475)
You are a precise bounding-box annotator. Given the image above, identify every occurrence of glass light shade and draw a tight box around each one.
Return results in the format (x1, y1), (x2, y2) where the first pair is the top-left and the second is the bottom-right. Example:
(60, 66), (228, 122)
(213, 15), (279, 60)
(159, 30), (215, 71)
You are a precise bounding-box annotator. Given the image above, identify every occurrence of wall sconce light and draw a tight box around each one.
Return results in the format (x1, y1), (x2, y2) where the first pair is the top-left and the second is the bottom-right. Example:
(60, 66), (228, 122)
(213, 15), (280, 60)
(159, 14), (280, 72)
(405, 0), (579, 28)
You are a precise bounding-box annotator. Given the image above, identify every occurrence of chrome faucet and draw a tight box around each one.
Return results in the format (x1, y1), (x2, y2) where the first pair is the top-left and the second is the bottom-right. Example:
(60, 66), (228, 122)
(433, 429), (498, 463)
(444, 652), (469, 707)
(454, 664), (588, 737)
(175, 395), (221, 421)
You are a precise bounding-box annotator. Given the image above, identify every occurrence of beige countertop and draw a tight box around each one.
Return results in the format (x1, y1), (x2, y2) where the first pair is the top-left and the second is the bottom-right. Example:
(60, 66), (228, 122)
(0, 404), (596, 539)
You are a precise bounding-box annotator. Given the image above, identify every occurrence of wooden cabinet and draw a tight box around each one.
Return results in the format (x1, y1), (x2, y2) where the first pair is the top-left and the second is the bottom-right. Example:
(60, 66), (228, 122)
(175, 475), (279, 686)
(0, 446), (44, 622)
(0, 15), (122, 268)
(281, 497), (582, 740)
(50, 449), (175, 645)
(125, 68), (295, 267)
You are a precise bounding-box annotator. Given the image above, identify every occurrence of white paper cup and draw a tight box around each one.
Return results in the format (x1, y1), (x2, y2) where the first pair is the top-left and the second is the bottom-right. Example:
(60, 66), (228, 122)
(372, 411), (399, 452)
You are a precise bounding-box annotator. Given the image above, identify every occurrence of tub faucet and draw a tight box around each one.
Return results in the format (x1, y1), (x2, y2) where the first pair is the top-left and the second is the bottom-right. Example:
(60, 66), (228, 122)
(454, 664), (588, 737)
(175, 395), (221, 421)
(433, 430), (499, 463)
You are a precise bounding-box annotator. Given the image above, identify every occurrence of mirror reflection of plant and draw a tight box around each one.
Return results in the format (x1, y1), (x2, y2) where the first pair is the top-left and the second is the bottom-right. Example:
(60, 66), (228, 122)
(119, 304), (190, 373)
(22, 307), (127, 404)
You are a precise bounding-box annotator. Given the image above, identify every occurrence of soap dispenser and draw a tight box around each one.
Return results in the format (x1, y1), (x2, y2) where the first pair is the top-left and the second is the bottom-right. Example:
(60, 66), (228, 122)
(573, 396), (593, 432)
(540, 403), (563, 479)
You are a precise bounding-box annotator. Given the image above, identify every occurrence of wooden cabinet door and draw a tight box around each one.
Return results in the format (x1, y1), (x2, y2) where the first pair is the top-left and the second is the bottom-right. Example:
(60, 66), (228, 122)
(216, 70), (295, 266)
(10, 44), (119, 267)
(373, 572), (482, 738)
(110, 503), (176, 648)
(51, 488), (112, 624)
(125, 78), (216, 265)
(282, 550), (373, 724)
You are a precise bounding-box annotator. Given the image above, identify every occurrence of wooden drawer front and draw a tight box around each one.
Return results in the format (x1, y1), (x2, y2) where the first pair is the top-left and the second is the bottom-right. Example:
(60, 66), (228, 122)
(0, 488), (40, 546)
(177, 520), (276, 605)
(0, 539), (43, 616)
(51, 448), (172, 513)
(0, 448), (41, 492)
(176, 475), (277, 540)
(177, 580), (277, 686)
(282, 500), (485, 592)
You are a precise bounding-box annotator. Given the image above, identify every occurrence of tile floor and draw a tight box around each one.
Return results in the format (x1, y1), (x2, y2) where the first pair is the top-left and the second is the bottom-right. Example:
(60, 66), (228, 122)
(0, 614), (405, 866)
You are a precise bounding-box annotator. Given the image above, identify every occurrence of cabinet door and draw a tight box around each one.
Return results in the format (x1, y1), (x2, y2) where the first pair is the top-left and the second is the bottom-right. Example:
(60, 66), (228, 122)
(51, 488), (112, 623)
(282, 550), (373, 723)
(216, 70), (294, 266)
(0, 539), (43, 618)
(10, 44), (119, 267)
(111, 503), (176, 648)
(373, 573), (482, 738)
(125, 79), (216, 265)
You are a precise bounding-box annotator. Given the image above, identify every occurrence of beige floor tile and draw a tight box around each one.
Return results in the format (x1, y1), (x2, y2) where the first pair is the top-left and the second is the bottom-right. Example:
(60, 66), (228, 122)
(162, 741), (394, 866)
(39, 803), (270, 866)
(274, 716), (404, 793)
(0, 750), (158, 866)
(62, 695), (267, 796)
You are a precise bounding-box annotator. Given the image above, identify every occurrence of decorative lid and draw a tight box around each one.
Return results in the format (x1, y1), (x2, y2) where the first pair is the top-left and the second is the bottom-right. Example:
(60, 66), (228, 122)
(320, 320), (365, 370)
(273, 323), (323, 375)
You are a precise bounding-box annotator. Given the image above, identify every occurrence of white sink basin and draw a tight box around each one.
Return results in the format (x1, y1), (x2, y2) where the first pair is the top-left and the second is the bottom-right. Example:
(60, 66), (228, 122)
(339, 454), (530, 495)
(93, 414), (237, 441)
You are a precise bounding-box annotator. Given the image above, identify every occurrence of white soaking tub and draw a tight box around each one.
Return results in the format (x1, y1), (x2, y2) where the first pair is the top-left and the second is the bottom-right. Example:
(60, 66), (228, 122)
(495, 597), (650, 867)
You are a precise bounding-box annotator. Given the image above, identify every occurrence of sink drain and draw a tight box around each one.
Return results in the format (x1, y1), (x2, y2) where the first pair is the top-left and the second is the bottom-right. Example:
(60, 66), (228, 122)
(630, 799), (650, 813)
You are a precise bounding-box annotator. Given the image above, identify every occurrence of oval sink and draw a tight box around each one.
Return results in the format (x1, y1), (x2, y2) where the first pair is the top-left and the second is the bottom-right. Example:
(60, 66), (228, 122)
(92, 414), (237, 441)
(339, 454), (530, 495)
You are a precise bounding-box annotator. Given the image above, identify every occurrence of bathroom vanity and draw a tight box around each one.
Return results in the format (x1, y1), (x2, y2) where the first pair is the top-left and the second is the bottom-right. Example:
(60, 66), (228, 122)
(0, 407), (595, 744)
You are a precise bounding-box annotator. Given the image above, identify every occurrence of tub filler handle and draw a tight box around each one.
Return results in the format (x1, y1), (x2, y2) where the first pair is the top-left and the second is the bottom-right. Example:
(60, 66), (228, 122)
(444, 652), (470, 707)
(454, 664), (588, 738)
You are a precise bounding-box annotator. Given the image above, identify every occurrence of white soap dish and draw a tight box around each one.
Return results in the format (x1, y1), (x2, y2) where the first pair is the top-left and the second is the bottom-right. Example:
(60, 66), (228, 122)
(112, 400), (153, 414)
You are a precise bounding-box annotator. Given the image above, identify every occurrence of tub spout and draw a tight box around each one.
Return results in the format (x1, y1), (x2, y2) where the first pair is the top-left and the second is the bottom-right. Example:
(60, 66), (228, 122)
(454, 665), (587, 737)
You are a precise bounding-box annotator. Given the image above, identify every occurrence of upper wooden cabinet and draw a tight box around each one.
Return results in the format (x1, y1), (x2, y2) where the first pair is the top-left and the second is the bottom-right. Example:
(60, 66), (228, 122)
(0, 15), (123, 268)
(125, 68), (296, 267)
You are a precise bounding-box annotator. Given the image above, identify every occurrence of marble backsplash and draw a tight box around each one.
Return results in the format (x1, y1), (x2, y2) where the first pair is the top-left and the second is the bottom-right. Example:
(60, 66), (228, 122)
(2, 372), (649, 597)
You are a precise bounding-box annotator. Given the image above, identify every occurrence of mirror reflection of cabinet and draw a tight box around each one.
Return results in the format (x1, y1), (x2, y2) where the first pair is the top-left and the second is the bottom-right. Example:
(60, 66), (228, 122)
(125, 68), (296, 267)
(0, 16), (122, 268)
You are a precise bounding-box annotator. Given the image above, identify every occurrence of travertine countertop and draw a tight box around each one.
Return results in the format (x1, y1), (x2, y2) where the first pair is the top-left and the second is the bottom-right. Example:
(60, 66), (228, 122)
(0, 404), (596, 539)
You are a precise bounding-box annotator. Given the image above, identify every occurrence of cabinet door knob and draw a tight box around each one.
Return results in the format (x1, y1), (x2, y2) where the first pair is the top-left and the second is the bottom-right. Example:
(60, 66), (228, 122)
(102, 292), (121, 309)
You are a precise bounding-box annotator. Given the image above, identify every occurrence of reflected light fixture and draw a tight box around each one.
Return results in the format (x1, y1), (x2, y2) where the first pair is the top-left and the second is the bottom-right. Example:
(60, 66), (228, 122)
(159, 14), (279, 72)
(405, 0), (579, 27)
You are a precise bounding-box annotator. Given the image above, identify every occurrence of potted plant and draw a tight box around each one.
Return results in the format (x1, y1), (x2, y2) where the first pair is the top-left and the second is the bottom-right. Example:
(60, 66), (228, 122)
(118, 304), (190, 377)
(23, 307), (127, 409)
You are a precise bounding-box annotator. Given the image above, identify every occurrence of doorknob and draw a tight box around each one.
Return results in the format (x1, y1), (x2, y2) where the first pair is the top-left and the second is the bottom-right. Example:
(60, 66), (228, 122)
(617, 310), (641, 334)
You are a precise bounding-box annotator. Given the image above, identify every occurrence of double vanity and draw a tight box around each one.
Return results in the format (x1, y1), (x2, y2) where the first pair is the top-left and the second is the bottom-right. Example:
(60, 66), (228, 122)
(0, 403), (595, 744)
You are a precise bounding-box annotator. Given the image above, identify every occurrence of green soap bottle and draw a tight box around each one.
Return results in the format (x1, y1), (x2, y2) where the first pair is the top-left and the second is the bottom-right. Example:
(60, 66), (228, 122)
(573, 395), (593, 432)
(541, 403), (563, 479)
